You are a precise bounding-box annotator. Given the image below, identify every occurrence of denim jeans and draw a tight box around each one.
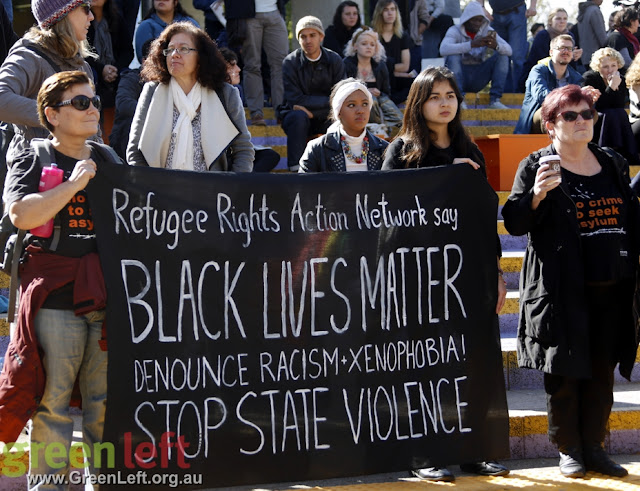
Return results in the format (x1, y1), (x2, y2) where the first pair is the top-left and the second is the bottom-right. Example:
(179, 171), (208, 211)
(445, 52), (509, 102)
(29, 308), (107, 490)
(490, 3), (528, 93)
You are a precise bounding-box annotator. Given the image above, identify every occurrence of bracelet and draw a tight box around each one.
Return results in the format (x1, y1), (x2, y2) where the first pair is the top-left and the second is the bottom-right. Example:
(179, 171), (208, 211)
(497, 266), (504, 276)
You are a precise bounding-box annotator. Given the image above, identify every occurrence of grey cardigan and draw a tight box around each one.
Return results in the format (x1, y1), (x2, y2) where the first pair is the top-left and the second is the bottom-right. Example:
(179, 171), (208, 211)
(126, 81), (254, 172)
(0, 38), (95, 165)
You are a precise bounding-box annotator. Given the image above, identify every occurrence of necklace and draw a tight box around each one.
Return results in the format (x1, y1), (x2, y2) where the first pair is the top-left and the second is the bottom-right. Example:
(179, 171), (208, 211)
(341, 135), (369, 164)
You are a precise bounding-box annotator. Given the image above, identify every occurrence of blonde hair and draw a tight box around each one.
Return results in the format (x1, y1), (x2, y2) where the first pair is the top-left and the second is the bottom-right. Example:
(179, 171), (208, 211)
(590, 47), (625, 72)
(625, 52), (640, 88)
(547, 8), (568, 28)
(372, 0), (403, 39)
(344, 26), (386, 62)
(24, 16), (96, 60)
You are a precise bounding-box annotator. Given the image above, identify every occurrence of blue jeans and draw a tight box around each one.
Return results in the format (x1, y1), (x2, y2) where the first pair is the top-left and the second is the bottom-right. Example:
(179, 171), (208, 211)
(490, 3), (528, 93)
(29, 308), (107, 490)
(445, 52), (509, 102)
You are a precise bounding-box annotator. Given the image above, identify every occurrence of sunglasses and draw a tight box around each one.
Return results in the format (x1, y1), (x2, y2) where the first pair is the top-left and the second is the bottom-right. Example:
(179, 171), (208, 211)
(557, 109), (596, 122)
(79, 3), (91, 15)
(53, 94), (102, 112)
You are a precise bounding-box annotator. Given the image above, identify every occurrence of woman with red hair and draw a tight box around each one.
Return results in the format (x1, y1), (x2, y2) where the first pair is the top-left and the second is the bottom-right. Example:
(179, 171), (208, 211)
(503, 84), (640, 479)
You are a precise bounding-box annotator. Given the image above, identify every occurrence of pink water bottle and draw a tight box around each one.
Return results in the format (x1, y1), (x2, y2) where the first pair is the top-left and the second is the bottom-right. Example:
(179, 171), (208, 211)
(30, 163), (64, 237)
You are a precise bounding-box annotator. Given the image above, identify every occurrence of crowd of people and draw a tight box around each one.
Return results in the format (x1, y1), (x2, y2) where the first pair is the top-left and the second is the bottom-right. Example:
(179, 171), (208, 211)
(0, 0), (638, 489)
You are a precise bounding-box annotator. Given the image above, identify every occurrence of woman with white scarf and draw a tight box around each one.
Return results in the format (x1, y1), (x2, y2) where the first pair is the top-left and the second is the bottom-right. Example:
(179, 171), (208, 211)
(298, 78), (388, 173)
(127, 22), (253, 171)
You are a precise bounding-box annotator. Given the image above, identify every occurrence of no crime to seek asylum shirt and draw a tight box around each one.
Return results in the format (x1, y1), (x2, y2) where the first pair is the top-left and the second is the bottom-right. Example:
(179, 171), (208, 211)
(4, 146), (98, 258)
(563, 164), (634, 283)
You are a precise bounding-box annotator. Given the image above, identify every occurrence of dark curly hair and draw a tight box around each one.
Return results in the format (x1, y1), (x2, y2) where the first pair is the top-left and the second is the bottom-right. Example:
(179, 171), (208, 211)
(141, 22), (228, 91)
(613, 7), (639, 30)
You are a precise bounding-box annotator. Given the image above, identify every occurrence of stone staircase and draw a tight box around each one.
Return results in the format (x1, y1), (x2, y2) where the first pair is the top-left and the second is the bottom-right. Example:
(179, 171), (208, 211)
(0, 93), (637, 469)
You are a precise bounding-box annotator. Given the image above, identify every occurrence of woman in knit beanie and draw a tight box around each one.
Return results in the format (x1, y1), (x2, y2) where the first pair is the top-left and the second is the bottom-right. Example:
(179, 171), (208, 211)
(0, 0), (98, 166)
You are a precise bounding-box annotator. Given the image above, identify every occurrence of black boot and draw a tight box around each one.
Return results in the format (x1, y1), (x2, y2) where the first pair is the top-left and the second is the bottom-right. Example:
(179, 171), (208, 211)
(583, 445), (628, 477)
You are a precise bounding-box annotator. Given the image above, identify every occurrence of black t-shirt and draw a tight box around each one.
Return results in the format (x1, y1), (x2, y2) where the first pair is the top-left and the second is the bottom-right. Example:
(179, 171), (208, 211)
(380, 32), (413, 88)
(564, 164), (634, 283)
(4, 146), (97, 258)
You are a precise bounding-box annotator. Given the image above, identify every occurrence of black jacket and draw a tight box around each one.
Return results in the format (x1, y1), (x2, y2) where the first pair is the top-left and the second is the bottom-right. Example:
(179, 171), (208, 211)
(299, 129), (388, 172)
(279, 47), (346, 122)
(582, 70), (628, 111)
(502, 143), (640, 380)
(343, 55), (392, 97)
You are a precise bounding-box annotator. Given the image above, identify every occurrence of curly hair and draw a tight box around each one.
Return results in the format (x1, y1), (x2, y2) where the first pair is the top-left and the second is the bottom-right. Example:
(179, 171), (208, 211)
(141, 22), (228, 91)
(541, 85), (596, 131)
(626, 53), (640, 88)
(589, 47), (625, 72)
(613, 7), (639, 30)
(396, 66), (473, 168)
(372, 0), (403, 39)
(343, 26), (386, 62)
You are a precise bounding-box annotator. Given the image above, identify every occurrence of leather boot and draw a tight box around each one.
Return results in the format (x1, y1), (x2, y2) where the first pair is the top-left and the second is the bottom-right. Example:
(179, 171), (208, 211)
(584, 445), (628, 477)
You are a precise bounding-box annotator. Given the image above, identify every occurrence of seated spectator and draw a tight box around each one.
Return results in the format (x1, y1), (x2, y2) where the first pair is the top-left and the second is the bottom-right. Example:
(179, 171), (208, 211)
(134, 0), (199, 63)
(372, 0), (415, 103)
(299, 78), (388, 173)
(577, 0), (607, 69)
(127, 22), (253, 171)
(220, 47), (281, 173)
(607, 8), (640, 73)
(519, 9), (582, 91)
(583, 47), (639, 165)
(440, 0), (512, 110)
(411, 0), (453, 61)
(515, 34), (583, 134)
(109, 40), (152, 159)
(528, 22), (544, 54)
(343, 27), (403, 135)
(324, 1), (362, 56)
(626, 53), (640, 166)
(278, 16), (345, 172)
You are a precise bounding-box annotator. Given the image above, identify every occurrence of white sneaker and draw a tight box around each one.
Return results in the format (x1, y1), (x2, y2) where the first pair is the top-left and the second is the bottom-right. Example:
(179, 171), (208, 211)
(488, 100), (508, 109)
(460, 101), (468, 110)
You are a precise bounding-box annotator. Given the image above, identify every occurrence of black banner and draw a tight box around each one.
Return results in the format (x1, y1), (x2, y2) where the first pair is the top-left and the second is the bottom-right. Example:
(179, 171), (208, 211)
(89, 163), (509, 489)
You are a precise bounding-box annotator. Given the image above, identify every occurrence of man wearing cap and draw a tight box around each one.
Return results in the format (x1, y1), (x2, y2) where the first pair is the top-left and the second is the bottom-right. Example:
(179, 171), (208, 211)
(279, 15), (345, 172)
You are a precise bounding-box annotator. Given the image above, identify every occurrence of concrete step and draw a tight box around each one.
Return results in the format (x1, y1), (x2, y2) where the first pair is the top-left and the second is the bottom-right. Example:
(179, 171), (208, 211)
(507, 382), (640, 459)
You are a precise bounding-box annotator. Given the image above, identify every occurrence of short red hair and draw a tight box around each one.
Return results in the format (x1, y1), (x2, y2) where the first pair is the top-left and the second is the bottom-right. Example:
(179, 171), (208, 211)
(541, 85), (595, 131)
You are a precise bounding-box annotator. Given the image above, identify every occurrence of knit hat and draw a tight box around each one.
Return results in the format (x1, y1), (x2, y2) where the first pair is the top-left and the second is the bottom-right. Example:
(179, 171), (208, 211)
(295, 16), (324, 39)
(32, 0), (86, 29)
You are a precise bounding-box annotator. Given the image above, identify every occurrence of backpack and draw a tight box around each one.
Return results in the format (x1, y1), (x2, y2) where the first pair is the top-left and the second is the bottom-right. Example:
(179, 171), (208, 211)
(0, 138), (122, 322)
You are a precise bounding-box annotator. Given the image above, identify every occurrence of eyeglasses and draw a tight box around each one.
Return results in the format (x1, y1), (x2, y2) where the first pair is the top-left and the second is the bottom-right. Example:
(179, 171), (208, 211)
(53, 94), (102, 111)
(555, 46), (574, 53)
(557, 109), (596, 122)
(79, 3), (91, 15)
(162, 46), (198, 57)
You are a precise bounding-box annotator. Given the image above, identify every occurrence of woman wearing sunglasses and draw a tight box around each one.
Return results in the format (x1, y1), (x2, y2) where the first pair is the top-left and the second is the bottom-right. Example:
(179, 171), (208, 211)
(0, 0), (97, 167)
(3, 70), (116, 489)
(127, 22), (253, 171)
(503, 84), (640, 479)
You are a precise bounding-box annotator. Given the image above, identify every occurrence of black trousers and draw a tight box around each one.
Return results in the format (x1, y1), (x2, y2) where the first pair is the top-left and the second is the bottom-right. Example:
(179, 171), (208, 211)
(544, 280), (633, 451)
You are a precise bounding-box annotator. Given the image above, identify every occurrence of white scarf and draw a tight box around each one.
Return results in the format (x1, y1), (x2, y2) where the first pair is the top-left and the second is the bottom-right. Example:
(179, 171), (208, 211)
(170, 77), (202, 170)
(139, 82), (239, 170)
